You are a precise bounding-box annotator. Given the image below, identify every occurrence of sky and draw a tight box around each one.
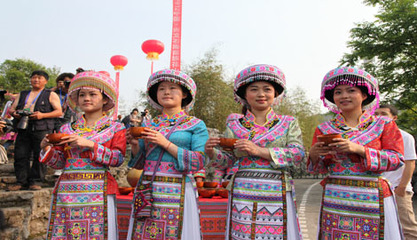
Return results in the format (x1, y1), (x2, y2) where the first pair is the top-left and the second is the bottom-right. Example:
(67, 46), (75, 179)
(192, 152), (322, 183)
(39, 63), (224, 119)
(0, 0), (378, 115)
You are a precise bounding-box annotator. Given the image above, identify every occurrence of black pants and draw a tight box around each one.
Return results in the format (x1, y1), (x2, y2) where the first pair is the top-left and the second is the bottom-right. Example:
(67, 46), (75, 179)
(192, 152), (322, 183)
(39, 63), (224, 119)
(14, 129), (50, 186)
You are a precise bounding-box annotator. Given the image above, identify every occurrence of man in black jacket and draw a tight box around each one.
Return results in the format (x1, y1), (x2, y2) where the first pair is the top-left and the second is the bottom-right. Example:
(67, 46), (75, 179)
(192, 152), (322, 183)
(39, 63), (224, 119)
(8, 70), (62, 190)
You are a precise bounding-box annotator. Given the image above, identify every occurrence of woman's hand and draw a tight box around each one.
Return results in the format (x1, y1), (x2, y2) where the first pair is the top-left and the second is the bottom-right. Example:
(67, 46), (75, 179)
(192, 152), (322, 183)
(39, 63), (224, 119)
(309, 142), (332, 164)
(59, 134), (95, 149)
(205, 137), (220, 159)
(141, 128), (170, 149)
(0, 120), (5, 135)
(40, 135), (53, 151)
(329, 138), (365, 157)
(234, 139), (262, 157)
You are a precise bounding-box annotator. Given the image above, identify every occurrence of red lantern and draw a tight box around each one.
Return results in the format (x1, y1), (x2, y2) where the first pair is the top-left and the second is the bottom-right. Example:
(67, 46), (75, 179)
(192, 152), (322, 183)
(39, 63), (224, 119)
(110, 55), (128, 71)
(141, 40), (165, 60)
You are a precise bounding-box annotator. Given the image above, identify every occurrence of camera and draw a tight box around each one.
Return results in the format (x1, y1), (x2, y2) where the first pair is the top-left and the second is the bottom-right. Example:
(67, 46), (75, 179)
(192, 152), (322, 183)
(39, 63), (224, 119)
(141, 111), (146, 117)
(64, 80), (71, 89)
(1, 119), (13, 133)
(16, 110), (33, 130)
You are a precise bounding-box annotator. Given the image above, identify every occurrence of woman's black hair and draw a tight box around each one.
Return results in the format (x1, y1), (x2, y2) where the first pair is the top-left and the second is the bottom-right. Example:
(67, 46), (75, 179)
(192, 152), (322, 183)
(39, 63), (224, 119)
(237, 80), (283, 115)
(148, 82), (192, 108)
(325, 85), (374, 106)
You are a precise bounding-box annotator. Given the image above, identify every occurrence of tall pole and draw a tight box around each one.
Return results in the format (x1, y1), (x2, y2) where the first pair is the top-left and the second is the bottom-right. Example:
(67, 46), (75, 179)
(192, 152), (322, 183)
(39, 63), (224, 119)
(170, 0), (182, 70)
(114, 71), (120, 120)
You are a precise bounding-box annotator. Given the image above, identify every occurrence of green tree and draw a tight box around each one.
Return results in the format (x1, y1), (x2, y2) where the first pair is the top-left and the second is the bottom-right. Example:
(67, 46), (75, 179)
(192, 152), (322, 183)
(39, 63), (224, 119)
(185, 50), (240, 131)
(341, 0), (417, 135)
(0, 58), (60, 94)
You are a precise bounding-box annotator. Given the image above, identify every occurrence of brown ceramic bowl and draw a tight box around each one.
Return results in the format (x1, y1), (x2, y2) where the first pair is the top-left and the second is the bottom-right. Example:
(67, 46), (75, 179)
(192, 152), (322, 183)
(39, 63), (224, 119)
(198, 188), (216, 198)
(196, 182), (204, 188)
(317, 133), (342, 146)
(217, 188), (229, 198)
(222, 181), (230, 188)
(130, 127), (149, 138)
(204, 181), (218, 188)
(47, 133), (69, 144)
(219, 138), (237, 151)
(118, 187), (133, 195)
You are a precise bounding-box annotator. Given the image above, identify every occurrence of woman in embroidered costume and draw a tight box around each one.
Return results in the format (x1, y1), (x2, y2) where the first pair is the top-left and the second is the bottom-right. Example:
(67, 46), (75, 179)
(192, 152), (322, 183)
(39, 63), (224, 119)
(205, 64), (306, 240)
(126, 69), (209, 240)
(308, 66), (404, 239)
(40, 71), (126, 239)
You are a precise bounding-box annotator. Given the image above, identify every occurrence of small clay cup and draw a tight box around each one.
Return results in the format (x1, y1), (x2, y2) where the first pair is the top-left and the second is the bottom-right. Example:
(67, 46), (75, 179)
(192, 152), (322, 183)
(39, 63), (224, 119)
(130, 127), (149, 138)
(196, 182), (204, 188)
(317, 133), (342, 146)
(198, 188), (216, 198)
(47, 133), (69, 144)
(203, 181), (218, 188)
(118, 187), (133, 195)
(217, 188), (229, 198)
(219, 138), (237, 151)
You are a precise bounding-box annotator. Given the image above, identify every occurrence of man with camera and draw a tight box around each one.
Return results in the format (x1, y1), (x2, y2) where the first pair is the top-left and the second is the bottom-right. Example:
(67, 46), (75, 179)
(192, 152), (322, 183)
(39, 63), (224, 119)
(51, 72), (76, 131)
(8, 70), (62, 191)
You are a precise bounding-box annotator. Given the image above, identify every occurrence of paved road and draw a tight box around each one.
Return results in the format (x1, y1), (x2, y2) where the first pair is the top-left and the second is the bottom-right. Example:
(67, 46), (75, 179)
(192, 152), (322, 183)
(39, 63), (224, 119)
(293, 178), (417, 240)
(293, 178), (322, 240)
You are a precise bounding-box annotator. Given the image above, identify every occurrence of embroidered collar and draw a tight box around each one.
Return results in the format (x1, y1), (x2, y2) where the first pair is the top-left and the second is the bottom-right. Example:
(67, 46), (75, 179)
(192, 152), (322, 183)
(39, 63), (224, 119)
(72, 114), (110, 133)
(332, 111), (374, 132)
(160, 110), (186, 120)
(240, 108), (281, 139)
(151, 110), (187, 128)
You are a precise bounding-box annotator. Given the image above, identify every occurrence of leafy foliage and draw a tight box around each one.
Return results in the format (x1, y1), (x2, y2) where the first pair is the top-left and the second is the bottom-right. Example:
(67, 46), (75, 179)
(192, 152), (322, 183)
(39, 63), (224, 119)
(185, 50), (240, 131)
(341, 0), (417, 135)
(275, 87), (324, 151)
(0, 58), (60, 94)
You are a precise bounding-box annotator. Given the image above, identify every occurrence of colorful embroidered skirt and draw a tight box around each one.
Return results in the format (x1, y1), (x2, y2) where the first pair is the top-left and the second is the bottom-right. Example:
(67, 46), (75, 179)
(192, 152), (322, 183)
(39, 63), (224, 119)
(128, 174), (200, 240)
(46, 170), (117, 240)
(228, 170), (302, 240)
(318, 176), (402, 240)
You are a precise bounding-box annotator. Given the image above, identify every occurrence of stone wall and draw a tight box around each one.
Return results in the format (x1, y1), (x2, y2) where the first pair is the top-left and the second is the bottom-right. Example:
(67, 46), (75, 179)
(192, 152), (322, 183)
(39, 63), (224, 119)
(0, 189), (52, 240)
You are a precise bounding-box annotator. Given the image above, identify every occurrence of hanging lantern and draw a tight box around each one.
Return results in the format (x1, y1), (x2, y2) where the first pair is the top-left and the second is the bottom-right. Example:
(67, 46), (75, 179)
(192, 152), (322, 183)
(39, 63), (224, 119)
(110, 55), (128, 71)
(141, 40), (165, 60)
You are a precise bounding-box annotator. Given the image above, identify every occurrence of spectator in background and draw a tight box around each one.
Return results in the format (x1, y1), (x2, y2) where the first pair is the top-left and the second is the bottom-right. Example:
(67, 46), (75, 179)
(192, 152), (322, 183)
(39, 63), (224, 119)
(116, 114), (122, 122)
(52, 73), (76, 131)
(8, 70), (62, 191)
(122, 108), (140, 128)
(375, 104), (417, 239)
(140, 108), (151, 123)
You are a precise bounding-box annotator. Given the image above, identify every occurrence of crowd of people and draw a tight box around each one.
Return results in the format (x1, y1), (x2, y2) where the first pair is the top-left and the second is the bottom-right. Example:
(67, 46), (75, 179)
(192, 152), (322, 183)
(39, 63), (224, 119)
(0, 65), (416, 239)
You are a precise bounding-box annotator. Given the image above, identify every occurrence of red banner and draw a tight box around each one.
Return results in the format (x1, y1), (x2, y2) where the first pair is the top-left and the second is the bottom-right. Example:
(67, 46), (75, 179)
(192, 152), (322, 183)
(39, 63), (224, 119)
(170, 0), (182, 70)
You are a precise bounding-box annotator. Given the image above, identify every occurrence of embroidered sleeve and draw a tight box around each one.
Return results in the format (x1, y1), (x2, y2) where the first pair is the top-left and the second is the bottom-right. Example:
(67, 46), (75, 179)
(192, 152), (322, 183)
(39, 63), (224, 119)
(90, 128), (126, 167)
(363, 121), (404, 172)
(269, 119), (306, 169)
(194, 169), (206, 178)
(307, 128), (329, 174)
(175, 121), (209, 173)
(209, 127), (237, 171)
(39, 145), (66, 169)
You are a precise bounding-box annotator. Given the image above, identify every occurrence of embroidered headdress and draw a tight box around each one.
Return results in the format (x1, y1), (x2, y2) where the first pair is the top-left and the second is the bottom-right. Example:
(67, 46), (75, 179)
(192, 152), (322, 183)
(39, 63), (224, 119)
(234, 64), (286, 107)
(147, 69), (196, 112)
(321, 66), (379, 113)
(67, 71), (117, 112)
